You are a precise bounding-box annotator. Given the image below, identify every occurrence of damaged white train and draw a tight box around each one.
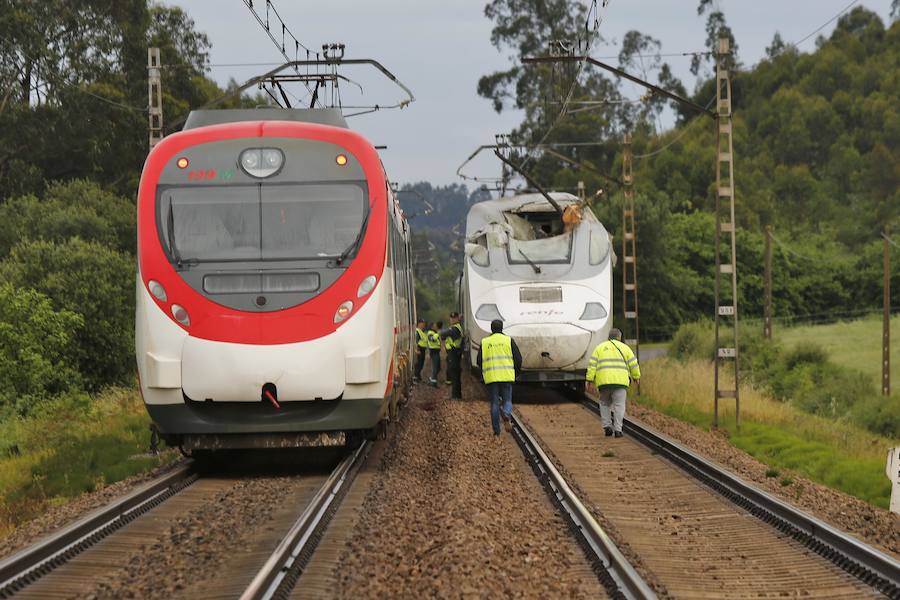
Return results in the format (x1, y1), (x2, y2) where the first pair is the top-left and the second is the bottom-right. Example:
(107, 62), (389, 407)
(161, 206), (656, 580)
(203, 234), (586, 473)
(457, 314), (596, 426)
(460, 192), (615, 388)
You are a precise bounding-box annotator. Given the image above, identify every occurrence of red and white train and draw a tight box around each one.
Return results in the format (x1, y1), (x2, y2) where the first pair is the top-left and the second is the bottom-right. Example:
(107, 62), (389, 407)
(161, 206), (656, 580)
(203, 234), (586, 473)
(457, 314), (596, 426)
(135, 108), (415, 451)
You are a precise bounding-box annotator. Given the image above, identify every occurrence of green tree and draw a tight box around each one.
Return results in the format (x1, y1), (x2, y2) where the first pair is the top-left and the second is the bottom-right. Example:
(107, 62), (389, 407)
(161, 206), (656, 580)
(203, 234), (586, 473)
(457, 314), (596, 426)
(1, 239), (136, 390)
(0, 283), (83, 412)
(0, 179), (136, 257)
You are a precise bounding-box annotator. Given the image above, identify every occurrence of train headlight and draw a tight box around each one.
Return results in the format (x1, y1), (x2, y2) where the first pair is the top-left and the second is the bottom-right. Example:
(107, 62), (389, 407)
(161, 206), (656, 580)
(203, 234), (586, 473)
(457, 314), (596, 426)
(239, 148), (283, 178)
(475, 304), (503, 322)
(171, 304), (191, 327)
(148, 280), (167, 302)
(579, 302), (608, 320)
(334, 300), (353, 323)
(357, 275), (377, 298)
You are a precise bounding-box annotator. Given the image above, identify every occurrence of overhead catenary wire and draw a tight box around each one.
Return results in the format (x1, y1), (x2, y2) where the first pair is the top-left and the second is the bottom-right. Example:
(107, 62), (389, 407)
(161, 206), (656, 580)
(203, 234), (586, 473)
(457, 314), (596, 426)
(790, 0), (859, 48)
(241, 0), (318, 105)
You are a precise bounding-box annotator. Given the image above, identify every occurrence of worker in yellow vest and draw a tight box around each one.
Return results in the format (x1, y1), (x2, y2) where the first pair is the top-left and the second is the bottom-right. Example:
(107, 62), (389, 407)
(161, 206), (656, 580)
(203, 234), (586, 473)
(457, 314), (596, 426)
(414, 318), (428, 382)
(476, 319), (522, 436)
(586, 328), (641, 438)
(427, 321), (442, 386)
(441, 312), (465, 399)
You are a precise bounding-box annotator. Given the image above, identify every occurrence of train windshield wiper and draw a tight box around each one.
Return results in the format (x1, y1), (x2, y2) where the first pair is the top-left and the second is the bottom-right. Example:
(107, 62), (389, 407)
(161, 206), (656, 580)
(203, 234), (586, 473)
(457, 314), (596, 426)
(166, 199), (199, 270)
(335, 206), (371, 266)
(518, 248), (542, 274)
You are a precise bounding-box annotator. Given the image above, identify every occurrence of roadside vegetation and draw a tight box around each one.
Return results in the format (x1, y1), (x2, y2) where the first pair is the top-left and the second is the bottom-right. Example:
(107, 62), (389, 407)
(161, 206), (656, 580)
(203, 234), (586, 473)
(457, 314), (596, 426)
(778, 314), (899, 386)
(640, 357), (895, 508)
(0, 388), (177, 538)
(649, 317), (900, 508)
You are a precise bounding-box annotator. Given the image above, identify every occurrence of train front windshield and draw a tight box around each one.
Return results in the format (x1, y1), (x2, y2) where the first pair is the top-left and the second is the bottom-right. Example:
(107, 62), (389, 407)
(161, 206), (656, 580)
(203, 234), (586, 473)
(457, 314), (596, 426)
(158, 182), (367, 263)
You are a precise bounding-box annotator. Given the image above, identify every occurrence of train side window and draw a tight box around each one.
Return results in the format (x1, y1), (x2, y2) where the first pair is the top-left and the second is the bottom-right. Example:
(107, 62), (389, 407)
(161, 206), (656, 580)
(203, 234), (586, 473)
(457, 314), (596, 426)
(465, 234), (490, 267)
(589, 229), (611, 265)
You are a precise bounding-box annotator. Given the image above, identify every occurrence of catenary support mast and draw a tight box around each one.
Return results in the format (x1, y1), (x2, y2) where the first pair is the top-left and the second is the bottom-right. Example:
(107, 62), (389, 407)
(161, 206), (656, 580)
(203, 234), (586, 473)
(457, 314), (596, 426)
(621, 134), (640, 382)
(148, 48), (163, 149)
(713, 37), (740, 429)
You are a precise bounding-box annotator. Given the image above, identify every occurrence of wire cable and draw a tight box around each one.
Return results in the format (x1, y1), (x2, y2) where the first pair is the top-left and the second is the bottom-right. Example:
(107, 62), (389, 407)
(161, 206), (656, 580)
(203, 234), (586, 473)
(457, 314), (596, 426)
(790, 0), (859, 48)
(632, 94), (715, 159)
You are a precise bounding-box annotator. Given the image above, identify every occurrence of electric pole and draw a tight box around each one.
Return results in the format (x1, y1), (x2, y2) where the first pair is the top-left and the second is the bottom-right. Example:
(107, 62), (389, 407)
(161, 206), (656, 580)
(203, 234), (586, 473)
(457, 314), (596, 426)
(764, 225), (773, 340)
(884, 228), (891, 397)
(713, 37), (740, 430)
(148, 48), (163, 149)
(621, 135), (640, 377)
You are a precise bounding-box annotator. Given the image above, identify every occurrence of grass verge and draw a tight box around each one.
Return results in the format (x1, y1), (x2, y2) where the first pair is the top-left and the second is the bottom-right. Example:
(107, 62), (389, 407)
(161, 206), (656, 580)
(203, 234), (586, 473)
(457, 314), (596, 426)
(639, 357), (897, 509)
(0, 387), (177, 538)
(778, 314), (899, 386)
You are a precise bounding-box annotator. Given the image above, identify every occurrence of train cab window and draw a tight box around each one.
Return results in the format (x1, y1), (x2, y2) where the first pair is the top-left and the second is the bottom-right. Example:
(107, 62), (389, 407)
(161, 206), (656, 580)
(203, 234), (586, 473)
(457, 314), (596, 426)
(161, 186), (261, 262)
(158, 182), (368, 264)
(504, 211), (573, 264)
(261, 183), (366, 259)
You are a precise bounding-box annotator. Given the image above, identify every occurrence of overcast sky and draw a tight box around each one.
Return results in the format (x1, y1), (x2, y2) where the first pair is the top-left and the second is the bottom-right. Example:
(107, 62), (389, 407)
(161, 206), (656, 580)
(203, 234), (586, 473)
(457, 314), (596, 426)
(173, 1), (892, 187)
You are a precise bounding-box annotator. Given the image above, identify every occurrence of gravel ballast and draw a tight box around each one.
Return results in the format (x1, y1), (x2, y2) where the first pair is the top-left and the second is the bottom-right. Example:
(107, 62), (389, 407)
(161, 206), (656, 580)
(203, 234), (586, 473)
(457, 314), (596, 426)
(332, 382), (607, 599)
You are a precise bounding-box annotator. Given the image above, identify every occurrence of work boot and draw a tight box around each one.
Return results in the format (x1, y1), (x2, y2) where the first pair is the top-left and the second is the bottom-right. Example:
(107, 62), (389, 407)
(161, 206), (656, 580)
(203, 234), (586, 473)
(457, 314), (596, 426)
(604, 427), (613, 437)
(503, 415), (513, 432)
(614, 431), (623, 438)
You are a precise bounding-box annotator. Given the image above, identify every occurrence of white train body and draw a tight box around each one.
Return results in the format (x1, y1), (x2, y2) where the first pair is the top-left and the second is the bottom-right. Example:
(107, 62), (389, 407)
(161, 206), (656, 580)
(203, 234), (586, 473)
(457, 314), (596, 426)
(461, 193), (614, 384)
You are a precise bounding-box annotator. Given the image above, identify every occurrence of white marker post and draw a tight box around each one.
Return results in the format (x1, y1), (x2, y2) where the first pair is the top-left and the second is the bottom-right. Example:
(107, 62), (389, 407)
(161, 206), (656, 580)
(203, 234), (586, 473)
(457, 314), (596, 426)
(888, 447), (900, 514)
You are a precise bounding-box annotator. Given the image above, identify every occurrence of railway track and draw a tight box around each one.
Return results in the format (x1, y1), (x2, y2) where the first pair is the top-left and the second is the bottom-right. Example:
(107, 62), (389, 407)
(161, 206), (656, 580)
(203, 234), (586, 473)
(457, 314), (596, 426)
(515, 394), (900, 599)
(238, 440), (371, 600)
(0, 463), (198, 598)
(510, 411), (657, 599)
(0, 443), (371, 600)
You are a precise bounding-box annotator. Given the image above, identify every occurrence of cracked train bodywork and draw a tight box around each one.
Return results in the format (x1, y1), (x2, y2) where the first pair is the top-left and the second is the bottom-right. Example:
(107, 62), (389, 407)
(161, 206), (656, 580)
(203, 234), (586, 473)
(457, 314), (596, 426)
(461, 193), (615, 386)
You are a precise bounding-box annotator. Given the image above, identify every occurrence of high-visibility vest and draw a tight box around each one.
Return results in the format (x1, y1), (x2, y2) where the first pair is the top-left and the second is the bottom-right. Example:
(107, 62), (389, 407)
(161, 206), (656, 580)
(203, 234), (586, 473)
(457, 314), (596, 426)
(415, 328), (427, 348)
(586, 340), (640, 387)
(481, 333), (515, 384)
(426, 330), (441, 350)
(445, 323), (464, 350)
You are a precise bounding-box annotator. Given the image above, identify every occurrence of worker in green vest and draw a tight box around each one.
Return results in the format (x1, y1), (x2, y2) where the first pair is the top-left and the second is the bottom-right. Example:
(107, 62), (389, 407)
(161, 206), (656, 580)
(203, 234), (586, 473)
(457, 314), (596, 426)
(586, 328), (641, 438)
(427, 321), (442, 386)
(476, 319), (522, 436)
(441, 312), (465, 399)
(414, 318), (428, 382)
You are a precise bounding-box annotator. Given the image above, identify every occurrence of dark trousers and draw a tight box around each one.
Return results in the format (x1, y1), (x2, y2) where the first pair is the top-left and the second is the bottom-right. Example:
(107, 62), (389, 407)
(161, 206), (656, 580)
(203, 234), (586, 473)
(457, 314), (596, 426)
(415, 347), (426, 379)
(487, 381), (513, 434)
(429, 349), (441, 381)
(447, 349), (462, 398)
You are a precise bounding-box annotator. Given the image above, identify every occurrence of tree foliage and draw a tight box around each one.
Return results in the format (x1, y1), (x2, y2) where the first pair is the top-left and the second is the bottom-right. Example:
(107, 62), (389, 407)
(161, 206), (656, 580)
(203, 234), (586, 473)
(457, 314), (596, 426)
(0, 284), (82, 413)
(476, 5), (899, 339)
(1, 238), (136, 391)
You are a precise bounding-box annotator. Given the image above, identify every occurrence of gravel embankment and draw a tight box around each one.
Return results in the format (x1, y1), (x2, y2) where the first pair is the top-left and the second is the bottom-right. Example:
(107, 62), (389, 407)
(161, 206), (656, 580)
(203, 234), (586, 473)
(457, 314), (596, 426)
(627, 401), (899, 560)
(333, 382), (607, 599)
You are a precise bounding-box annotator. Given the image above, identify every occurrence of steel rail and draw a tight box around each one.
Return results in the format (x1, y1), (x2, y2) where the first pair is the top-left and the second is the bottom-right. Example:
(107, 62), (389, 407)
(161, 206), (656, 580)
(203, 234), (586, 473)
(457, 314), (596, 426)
(580, 399), (900, 597)
(510, 411), (657, 600)
(0, 462), (196, 598)
(240, 440), (371, 600)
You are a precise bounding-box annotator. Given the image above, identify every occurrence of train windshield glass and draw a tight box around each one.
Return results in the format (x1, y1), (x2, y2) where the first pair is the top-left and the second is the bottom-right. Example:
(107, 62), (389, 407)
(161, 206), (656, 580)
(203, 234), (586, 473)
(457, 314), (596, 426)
(504, 211), (573, 264)
(159, 182), (367, 262)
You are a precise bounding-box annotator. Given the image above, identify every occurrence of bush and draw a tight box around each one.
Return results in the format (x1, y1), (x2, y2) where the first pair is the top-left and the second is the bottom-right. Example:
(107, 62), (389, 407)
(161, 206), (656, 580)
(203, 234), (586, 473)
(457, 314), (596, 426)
(0, 239), (136, 390)
(0, 179), (136, 258)
(790, 363), (873, 417)
(851, 394), (900, 438)
(0, 284), (83, 414)
(669, 319), (714, 361)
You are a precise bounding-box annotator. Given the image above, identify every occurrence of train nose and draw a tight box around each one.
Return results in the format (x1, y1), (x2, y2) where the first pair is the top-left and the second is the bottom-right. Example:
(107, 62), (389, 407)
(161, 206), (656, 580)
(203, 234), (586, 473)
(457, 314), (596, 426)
(504, 323), (592, 368)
